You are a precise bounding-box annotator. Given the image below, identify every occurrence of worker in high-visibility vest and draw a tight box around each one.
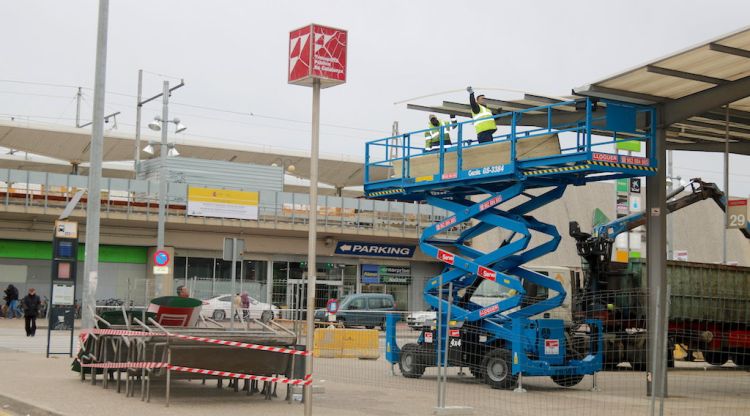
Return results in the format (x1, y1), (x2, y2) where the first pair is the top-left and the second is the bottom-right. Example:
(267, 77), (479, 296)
(424, 113), (457, 150)
(467, 86), (497, 144)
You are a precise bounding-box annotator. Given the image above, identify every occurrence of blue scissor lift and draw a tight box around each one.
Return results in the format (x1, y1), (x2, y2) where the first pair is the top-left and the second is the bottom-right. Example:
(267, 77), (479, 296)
(364, 98), (658, 389)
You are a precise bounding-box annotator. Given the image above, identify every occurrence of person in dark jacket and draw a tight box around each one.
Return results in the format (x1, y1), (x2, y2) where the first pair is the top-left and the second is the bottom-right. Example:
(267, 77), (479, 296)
(4, 284), (20, 319)
(22, 288), (41, 336)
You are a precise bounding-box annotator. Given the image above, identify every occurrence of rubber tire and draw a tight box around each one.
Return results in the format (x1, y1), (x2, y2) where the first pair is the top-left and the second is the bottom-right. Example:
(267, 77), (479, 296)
(399, 343), (425, 379)
(704, 350), (729, 366)
(551, 374), (585, 388)
(733, 350), (749, 367)
(212, 310), (226, 321)
(481, 349), (517, 390)
(630, 348), (647, 372)
(365, 326), (375, 329)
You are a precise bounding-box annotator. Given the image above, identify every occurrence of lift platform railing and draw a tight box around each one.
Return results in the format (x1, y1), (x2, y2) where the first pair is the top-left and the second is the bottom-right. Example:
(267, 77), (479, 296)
(364, 98), (656, 192)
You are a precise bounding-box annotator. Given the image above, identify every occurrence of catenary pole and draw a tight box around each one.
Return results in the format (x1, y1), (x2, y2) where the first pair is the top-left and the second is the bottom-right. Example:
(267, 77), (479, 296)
(82, 0), (109, 330)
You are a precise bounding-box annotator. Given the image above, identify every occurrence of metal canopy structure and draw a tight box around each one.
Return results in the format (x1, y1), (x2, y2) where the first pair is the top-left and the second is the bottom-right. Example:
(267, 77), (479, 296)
(0, 120), (387, 187)
(408, 28), (750, 156)
(575, 25), (750, 155)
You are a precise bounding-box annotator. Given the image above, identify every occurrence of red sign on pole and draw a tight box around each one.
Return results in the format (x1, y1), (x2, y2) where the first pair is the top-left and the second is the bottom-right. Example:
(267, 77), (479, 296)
(289, 24), (347, 88)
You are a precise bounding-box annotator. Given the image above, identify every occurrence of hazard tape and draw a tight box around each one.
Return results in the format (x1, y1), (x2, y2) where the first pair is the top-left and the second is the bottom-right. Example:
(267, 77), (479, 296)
(81, 328), (310, 356)
(171, 334), (309, 356)
(79, 361), (168, 369)
(366, 187), (405, 197)
(168, 365), (313, 386)
(524, 165), (589, 176)
(590, 160), (657, 172)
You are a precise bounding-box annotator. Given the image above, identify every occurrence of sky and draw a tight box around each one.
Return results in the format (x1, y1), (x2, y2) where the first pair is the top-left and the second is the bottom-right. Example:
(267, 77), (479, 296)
(2, 0), (750, 195)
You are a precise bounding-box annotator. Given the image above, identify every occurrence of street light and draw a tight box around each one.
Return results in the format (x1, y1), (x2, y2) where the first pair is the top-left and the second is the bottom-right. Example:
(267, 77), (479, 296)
(133, 69), (184, 177)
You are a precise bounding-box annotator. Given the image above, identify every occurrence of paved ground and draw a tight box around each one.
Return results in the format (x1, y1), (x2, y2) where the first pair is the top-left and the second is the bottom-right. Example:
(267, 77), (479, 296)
(0, 318), (748, 416)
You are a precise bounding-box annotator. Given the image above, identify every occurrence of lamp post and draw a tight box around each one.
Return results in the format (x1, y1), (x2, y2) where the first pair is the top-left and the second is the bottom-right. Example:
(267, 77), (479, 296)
(145, 82), (187, 296)
(133, 70), (184, 178)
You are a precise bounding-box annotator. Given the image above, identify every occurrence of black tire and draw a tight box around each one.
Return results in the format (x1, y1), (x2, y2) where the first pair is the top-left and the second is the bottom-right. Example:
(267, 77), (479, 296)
(629, 348), (647, 372)
(365, 326), (375, 329)
(551, 374), (585, 387)
(212, 310), (226, 321)
(481, 349), (517, 389)
(399, 343), (425, 378)
(704, 350), (729, 366)
(733, 350), (750, 367)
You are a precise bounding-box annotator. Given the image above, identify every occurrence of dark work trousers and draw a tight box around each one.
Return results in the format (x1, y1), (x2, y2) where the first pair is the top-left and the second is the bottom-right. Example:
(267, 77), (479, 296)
(25, 315), (37, 336)
(477, 130), (496, 144)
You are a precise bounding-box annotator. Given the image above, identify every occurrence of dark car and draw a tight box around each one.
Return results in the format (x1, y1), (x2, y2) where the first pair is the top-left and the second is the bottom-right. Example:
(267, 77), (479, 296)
(315, 293), (396, 329)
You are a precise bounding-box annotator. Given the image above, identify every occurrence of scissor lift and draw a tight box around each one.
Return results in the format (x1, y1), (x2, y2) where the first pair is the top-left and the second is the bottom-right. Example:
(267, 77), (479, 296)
(365, 98), (658, 389)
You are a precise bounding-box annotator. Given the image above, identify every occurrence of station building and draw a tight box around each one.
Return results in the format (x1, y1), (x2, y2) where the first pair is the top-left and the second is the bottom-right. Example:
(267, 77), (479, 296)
(0, 120), (748, 312)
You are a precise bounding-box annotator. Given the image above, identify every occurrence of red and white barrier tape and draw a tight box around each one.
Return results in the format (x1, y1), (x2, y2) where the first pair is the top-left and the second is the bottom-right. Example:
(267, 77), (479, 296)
(168, 365), (312, 386)
(171, 334), (309, 356)
(79, 361), (168, 369)
(81, 328), (309, 356)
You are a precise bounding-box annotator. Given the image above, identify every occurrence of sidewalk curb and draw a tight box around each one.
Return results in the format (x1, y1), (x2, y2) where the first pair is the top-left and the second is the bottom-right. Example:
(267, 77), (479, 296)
(0, 393), (64, 416)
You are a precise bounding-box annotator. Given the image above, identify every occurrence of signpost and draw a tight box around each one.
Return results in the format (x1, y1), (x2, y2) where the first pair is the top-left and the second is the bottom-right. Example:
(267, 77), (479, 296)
(289, 23), (347, 416)
(47, 220), (79, 357)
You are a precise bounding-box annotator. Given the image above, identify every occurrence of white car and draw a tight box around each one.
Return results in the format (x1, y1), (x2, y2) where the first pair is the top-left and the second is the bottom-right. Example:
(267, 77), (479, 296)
(200, 294), (278, 321)
(406, 311), (436, 330)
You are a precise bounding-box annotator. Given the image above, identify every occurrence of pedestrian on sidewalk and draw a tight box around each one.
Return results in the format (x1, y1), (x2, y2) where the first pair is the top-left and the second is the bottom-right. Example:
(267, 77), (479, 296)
(22, 288), (41, 336)
(240, 292), (250, 319)
(4, 284), (20, 319)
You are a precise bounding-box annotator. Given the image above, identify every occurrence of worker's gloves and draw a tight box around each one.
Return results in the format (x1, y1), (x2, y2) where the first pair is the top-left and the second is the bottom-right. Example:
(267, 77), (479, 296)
(466, 86), (474, 93)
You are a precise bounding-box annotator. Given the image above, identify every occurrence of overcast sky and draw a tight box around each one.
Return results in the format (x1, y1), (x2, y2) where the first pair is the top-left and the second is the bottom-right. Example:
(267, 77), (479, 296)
(2, 0), (750, 195)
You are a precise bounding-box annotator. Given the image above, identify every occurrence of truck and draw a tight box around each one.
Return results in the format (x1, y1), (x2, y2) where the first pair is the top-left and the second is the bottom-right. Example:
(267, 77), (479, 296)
(569, 178), (750, 369)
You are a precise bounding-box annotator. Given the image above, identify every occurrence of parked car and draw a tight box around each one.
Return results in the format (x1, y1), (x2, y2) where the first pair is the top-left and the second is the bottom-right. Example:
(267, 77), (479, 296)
(200, 294), (278, 321)
(406, 310), (436, 330)
(314, 293), (396, 329)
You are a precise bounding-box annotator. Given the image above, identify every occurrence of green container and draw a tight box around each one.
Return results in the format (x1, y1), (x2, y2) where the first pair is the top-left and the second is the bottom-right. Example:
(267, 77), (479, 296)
(630, 259), (750, 324)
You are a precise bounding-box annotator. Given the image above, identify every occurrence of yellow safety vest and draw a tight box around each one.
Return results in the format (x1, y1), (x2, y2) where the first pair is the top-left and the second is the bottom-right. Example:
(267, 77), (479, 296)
(424, 120), (452, 149)
(472, 104), (497, 134)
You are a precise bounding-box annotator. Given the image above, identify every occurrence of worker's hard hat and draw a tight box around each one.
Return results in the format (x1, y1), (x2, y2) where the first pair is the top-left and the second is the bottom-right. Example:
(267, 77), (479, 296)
(429, 114), (437, 120)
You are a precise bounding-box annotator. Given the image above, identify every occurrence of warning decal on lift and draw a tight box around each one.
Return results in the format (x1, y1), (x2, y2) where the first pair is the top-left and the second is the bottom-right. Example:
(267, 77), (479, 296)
(544, 339), (560, 355)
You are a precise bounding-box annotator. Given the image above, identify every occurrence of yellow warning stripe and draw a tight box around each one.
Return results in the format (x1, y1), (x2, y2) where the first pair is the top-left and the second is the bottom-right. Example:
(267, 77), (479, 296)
(590, 161), (657, 171)
(367, 188), (405, 197)
(524, 165), (589, 176)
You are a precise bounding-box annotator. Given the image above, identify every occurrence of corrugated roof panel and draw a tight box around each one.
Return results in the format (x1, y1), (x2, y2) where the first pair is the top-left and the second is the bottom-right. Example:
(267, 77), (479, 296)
(656, 46), (750, 81)
(599, 67), (710, 99)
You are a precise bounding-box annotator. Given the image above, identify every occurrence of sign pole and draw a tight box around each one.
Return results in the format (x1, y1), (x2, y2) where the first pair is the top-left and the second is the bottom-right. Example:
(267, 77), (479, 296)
(304, 77), (321, 416)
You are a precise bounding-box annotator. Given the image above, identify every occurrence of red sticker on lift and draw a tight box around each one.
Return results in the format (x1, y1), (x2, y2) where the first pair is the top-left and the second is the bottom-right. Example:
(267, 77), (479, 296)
(477, 266), (496, 281)
(437, 249), (455, 265)
(449, 329), (460, 337)
(479, 304), (500, 317)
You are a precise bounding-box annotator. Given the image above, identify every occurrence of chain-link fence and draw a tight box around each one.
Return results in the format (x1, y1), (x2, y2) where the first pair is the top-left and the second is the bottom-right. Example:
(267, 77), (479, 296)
(301, 262), (750, 416)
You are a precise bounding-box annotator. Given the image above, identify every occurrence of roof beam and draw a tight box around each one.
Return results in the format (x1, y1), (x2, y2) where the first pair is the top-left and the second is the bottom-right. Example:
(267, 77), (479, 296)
(572, 84), (669, 105)
(524, 93), (567, 105)
(482, 98), (537, 111)
(405, 104), (471, 118)
(646, 65), (729, 85)
(663, 75), (750, 125)
(709, 43), (750, 59)
(666, 140), (750, 156)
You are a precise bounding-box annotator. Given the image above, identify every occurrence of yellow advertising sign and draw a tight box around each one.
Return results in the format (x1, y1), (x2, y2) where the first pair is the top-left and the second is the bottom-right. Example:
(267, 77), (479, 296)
(187, 187), (259, 220)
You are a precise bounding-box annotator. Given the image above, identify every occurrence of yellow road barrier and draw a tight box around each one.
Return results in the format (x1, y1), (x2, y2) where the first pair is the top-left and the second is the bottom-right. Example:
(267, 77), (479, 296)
(313, 328), (380, 360)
